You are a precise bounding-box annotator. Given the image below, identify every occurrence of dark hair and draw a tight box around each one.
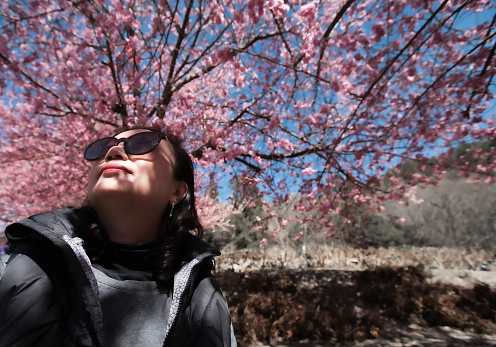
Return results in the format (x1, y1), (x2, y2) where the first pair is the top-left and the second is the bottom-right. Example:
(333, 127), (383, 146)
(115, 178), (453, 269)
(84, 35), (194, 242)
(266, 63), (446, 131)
(81, 125), (204, 287)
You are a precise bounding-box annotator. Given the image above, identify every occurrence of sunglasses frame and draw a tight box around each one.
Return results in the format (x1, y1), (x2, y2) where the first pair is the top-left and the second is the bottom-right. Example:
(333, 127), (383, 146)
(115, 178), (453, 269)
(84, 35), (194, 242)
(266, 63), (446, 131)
(84, 131), (168, 161)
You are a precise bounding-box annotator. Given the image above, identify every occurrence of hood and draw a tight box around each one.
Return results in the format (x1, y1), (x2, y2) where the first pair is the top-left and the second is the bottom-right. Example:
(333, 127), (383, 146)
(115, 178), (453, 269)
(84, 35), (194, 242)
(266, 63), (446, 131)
(5, 207), (95, 250)
(180, 232), (221, 265)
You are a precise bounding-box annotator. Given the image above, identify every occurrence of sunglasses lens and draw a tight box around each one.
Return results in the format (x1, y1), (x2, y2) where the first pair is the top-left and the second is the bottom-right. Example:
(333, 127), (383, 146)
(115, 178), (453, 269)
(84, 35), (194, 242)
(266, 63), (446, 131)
(84, 138), (117, 161)
(126, 132), (163, 155)
(83, 131), (165, 161)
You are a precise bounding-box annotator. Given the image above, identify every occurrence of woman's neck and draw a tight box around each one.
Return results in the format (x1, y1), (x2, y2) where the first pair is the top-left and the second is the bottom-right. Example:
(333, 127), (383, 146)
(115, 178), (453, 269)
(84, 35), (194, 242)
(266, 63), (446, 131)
(94, 206), (163, 244)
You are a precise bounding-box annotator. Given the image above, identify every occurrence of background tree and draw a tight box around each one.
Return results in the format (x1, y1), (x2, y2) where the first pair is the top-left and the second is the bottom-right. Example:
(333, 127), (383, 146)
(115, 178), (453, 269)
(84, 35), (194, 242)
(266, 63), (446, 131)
(0, 0), (495, 234)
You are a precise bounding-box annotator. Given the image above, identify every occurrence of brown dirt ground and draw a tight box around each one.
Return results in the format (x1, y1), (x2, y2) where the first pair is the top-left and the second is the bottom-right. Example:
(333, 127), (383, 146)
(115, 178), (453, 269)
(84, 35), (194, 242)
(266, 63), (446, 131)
(215, 267), (496, 346)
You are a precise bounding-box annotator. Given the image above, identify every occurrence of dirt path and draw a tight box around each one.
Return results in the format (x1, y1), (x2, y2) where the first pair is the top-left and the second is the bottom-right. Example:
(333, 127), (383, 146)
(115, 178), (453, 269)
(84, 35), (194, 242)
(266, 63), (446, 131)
(428, 269), (496, 289)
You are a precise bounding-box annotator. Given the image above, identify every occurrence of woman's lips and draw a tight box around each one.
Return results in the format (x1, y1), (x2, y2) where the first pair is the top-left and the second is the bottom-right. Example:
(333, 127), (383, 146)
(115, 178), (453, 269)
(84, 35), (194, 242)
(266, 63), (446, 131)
(101, 164), (131, 175)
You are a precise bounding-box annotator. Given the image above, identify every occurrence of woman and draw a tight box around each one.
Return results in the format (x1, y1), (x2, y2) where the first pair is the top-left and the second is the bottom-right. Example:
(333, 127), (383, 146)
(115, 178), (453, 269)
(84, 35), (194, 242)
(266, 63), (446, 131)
(0, 126), (237, 347)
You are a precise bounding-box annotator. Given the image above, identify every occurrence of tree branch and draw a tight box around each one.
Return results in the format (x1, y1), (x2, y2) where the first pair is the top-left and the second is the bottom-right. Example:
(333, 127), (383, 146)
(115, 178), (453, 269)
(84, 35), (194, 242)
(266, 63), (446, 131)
(316, 0), (357, 79)
(155, 0), (195, 118)
(0, 53), (61, 99)
(464, 11), (496, 118)
(104, 39), (128, 124)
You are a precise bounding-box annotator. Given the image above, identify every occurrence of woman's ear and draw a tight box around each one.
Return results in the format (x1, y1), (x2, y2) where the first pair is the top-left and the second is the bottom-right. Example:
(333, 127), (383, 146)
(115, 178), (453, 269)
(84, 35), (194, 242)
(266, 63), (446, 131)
(171, 181), (188, 203)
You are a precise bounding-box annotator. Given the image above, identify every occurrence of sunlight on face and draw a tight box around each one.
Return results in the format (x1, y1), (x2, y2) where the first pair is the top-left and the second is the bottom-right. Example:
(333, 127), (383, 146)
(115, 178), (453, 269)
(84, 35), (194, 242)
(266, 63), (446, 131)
(87, 129), (178, 213)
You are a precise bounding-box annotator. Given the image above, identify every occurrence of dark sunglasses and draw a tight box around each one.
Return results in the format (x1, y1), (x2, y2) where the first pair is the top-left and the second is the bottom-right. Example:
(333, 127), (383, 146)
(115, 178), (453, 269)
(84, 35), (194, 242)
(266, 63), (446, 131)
(84, 131), (168, 161)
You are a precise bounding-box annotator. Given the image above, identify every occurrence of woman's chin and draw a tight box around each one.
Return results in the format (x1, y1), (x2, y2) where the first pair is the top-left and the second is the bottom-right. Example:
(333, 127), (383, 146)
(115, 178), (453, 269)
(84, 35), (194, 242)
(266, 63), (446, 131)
(88, 184), (135, 204)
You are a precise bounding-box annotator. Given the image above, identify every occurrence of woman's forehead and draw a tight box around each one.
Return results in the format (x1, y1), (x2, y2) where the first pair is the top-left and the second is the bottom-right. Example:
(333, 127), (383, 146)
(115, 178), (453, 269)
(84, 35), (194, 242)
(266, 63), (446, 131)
(114, 129), (152, 138)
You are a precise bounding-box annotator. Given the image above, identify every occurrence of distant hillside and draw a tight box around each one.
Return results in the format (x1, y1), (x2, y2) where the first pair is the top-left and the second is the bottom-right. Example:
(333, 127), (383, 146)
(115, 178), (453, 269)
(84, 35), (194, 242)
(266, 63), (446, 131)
(370, 139), (496, 248)
(365, 175), (496, 248)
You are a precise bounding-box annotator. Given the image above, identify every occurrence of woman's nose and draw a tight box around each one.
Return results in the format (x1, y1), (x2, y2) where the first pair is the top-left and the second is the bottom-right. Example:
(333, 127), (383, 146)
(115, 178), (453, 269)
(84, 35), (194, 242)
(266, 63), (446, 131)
(105, 143), (129, 161)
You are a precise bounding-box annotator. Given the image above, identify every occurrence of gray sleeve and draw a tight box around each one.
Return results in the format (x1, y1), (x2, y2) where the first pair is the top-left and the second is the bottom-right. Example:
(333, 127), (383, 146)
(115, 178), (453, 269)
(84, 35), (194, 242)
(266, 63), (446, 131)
(0, 253), (65, 347)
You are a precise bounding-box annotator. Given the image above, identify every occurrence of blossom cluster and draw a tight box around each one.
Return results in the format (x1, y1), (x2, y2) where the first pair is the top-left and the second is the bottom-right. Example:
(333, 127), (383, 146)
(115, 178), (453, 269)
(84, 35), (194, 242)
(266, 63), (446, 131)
(0, 0), (494, 240)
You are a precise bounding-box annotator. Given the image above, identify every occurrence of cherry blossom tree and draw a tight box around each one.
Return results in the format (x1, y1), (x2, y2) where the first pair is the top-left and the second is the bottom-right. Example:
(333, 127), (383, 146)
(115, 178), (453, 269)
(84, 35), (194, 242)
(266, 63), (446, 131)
(0, 0), (495, 238)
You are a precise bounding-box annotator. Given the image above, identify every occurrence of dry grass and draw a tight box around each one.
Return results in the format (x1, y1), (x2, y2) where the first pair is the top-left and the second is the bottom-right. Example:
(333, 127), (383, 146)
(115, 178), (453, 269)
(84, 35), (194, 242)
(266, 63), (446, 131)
(216, 244), (495, 273)
(217, 266), (496, 346)
(216, 244), (496, 346)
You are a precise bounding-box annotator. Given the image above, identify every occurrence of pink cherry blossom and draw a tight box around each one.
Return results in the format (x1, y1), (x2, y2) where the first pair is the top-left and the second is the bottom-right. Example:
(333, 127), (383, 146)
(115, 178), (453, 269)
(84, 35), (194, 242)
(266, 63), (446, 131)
(0, 0), (493, 240)
(302, 167), (317, 176)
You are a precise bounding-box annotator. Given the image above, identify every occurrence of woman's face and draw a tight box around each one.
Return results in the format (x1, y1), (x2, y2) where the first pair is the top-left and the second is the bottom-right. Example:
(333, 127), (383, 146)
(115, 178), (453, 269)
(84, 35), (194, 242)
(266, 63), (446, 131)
(87, 129), (180, 213)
